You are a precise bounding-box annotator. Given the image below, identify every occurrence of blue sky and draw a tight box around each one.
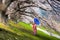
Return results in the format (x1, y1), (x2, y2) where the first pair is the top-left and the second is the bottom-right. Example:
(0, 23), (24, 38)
(33, 7), (48, 18)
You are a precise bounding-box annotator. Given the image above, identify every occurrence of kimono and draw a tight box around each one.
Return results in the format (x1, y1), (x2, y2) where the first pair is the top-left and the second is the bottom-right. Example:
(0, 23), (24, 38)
(32, 23), (37, 35)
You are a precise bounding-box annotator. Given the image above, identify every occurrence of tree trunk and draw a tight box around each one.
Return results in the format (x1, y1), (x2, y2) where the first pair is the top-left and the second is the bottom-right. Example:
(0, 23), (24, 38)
(0, 11), (5, 23)
(0, 11), (2, 23)
(0, 11), (7, 23)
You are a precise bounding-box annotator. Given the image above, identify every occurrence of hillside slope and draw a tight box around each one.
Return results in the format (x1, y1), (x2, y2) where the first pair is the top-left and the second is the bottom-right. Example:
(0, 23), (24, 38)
(0, 21), (60, 40)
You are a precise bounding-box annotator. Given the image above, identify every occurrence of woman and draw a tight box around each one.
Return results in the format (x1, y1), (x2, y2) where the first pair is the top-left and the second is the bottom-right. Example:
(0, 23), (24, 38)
(32, 23), (37, 35)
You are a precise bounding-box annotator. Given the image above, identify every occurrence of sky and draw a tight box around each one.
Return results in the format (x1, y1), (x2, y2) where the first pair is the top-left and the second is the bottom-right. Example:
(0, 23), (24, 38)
(32, 7), (48, 18)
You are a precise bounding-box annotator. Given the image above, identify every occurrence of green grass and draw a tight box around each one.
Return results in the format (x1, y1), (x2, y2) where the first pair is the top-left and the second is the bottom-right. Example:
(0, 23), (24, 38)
(0, 21), (60, 40)
(38, 25), (60, 35)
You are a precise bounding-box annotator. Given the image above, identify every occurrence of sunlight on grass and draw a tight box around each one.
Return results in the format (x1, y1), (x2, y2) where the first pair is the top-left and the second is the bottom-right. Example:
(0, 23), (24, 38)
(0, 21), (60, 40)
(0, 23), (23, 36)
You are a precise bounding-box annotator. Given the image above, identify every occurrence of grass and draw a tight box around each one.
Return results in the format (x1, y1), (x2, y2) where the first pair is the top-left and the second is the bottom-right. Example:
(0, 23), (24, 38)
(0, 21), (60, 40)
(38, 25), (60, 35)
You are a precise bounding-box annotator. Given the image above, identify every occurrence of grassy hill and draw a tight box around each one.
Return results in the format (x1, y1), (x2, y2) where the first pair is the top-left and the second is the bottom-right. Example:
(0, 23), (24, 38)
(0, 21), (60, 40)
